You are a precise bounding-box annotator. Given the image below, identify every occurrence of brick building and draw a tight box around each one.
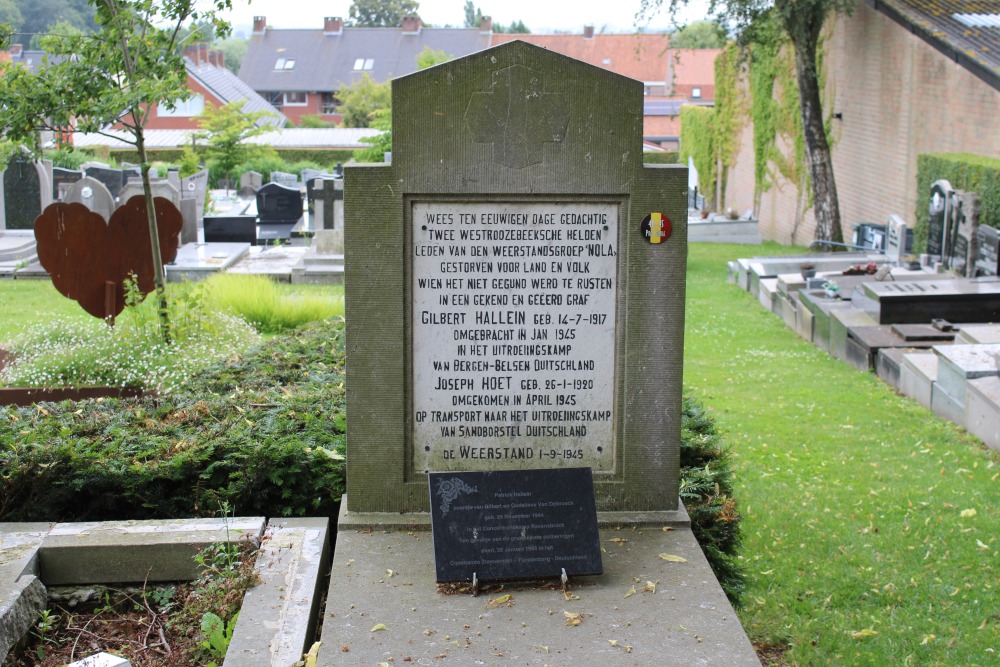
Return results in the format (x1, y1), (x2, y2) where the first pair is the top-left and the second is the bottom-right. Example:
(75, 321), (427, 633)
(722, 0), (1000, 244)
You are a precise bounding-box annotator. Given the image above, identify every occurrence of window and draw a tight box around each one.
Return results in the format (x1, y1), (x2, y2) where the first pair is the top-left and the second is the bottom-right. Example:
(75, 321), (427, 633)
(283, 91), (308, 106)
(274, 57), (296, 70)
(691, 87), (702, 99)
(157, 93), (205, 117)
(264, 91), (283, 107)
(353, 58), (374, 71)
(321, 92), (340, 114)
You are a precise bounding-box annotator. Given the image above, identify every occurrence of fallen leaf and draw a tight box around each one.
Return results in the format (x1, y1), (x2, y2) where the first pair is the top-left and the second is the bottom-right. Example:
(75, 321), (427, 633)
(564, 611), (586, 626)
(662, 526), (673, 532)
(920, 634), (936, 645)
(608, 640), (619, 647)
(317, 446), (345, 460)
(848, 629), (878, 640)
(563, 591), (580, 601)
(386, 569), (395, 577)
(371, 623), (388, 632)
(624, 585), (636, 598)
(303, 642), (321, 667)
(607, 537), (628, 544)
(489, 594), (513, 607)
(642, 581), (657, 594)
(659, 553), (687, 563)
(960, 508), (977, 518)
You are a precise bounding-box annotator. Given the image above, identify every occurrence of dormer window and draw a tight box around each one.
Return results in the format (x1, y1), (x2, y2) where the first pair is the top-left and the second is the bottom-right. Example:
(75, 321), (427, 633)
(274, 57), (296, 70)
(353, 58), (374, 71)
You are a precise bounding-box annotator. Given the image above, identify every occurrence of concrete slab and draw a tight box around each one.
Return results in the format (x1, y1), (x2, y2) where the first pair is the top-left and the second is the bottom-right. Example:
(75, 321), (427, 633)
(778, 291), (798, 330)
(227, 518), (331, 667)
(688, 219), (760, 244)
(0, 234), (36, 263)
(966, 376), (1000, 453)
(899, 352), (937, 409)
(795, 301), (814, 342)
(956, 324), (1000, 344)
(0, 523), (51, 661)
(38, 517), (266, 585)
(931, 382), (966, 426)
(876, 347), (916, 389)
(934, 344), (1000, 407)
(829, 307), (876, 363)
(227, 245), (309, 283)
(165, 242), (250, 282)
(758, 277), (778, 311)
(321, 516), (757, 666)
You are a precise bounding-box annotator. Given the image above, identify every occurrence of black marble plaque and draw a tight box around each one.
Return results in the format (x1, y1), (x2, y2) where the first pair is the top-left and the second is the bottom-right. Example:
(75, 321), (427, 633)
(204, 215), (256, 244)
(429, 468), (602, 582)
(928, 181), (952, 257)
(84, 166), (125, 200)
(2, 157), (42, 230)
(51, 167), (83, 200)
(976, 226), (999, 277)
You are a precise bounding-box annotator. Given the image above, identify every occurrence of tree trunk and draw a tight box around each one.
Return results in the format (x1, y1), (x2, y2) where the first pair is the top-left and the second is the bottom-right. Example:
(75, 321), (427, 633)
(790, 17), (843, 245)
(136, 129), (172, 343)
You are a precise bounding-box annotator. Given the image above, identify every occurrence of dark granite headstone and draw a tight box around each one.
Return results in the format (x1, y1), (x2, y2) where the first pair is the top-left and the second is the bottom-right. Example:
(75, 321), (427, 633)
(2, 156), (47, 230)
(51, 168), (84, 201)
(204, 215), (257, 244)
(429, 468), (602, 582)
(976, 225), (999, 277)
(84, 165), (126, 200)
(256, 182), (303, 224)
(928, 180), (953, 258)
(946, 191), (979, 277)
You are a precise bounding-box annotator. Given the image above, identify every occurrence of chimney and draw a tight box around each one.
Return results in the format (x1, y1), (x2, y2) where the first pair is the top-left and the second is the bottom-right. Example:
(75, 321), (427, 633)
(199, 42), (209, 64)
(479, 15), (492, 33)
(9, 43), (23, 57)
(253, 16), (266, 34)
(324, 16), (344, 35)
(183, 44), (199, 62)
(401, 14), (421, 34)
(583, 25), (595, 39)
(208, 50), (224, 68)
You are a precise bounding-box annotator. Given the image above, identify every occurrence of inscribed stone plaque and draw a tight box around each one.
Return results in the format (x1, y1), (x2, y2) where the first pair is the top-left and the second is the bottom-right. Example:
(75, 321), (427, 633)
(428, 468), (602, 582)
(412, 201), (618, 472)
(976, 225), (999, 277)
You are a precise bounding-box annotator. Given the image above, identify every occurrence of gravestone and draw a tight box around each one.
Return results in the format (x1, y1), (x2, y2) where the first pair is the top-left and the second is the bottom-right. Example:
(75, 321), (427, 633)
(945, 191), (980, 277)
(976, 225), (999, 277)
(269, 171), (298, 188)
(65, 177), (115, 223)
(309, 177), (342, 231)
(181, 169), (209, 202)
(51, 168), (83, 201)
(326, 41), (757, 667)
(238, 171), (262, 198)
(84, 165), (126, 201)
(928, 180), (953, 258)
(166, 168), (181, 190)
(179, 198), (199, 245)
(118, 179), (181, 212)
(2, 156), (51, 230)
(300, 168), (322, 187)
(885, 214), (913, 265)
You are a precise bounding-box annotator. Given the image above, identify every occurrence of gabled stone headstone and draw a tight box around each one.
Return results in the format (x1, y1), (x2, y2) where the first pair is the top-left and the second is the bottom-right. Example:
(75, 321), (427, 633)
(885, 214), (912, 265)
(65, 176), (115, 223)
(2, 155), (52, 230)
(180, 169), (209, 201)
(84, 165), (126, 201)
(300, 168), (322, 186)
(309, 178), (343, 231)
(945, 191), (980, 277)
(928, 179), (953, 258)
(51, 168), (84, 201)
(238, 171), (262, 198)
(179, 197), (199, 244)
(118, 179), (181, 212)
(976, 225), (999, 277)
(167, 168), (181, 190)
(269, 171), (298, 188)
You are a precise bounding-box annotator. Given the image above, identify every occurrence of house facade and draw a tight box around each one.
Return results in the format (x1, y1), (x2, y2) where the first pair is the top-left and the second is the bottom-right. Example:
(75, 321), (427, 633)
(238, 15), (492, 125)
(722, 0), (1000, 245)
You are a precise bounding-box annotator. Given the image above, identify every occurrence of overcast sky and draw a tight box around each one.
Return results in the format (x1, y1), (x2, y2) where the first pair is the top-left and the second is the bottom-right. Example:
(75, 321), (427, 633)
(215, 0), (713, 35)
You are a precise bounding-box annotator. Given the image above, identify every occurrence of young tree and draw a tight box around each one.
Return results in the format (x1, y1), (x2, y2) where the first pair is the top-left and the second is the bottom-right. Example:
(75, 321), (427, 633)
(348, 0), (420, 27)
(670, 20), (728, 48)
(0, 0), (236, 341)
(643, 0), (852, 243)
(336, 73), (391, 128)
(463, 0), (482, 28)
(194, 101), (276, 193)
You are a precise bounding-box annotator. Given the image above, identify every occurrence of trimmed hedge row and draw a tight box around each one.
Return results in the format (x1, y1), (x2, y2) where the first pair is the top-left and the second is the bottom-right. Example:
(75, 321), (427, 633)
(914, 152), (1000, 252)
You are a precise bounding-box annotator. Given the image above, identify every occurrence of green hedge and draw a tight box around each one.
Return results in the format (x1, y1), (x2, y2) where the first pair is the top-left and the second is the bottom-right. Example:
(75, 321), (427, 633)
(103, 148), (358, 170)
(914, 152), (1000, 252)
(642, 151), (681, 165)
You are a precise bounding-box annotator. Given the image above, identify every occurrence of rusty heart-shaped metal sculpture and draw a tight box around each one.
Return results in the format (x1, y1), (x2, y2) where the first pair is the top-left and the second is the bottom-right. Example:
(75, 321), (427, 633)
(34, 195), (183, 320)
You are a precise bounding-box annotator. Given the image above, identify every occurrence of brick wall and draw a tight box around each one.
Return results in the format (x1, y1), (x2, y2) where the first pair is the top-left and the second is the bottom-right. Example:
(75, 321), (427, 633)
(723, 3), (1000, 244)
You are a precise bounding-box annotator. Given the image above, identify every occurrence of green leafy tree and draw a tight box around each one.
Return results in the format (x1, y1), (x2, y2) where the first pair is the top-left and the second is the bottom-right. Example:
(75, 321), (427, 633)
(348, 0), (420, 27)
(494, 20), (530, 33)
(671, 20), (727, 48)
(14, 0), (97, 44)
(0, 0), (237, 342)
(194, 101), (276, 194)
(215, 36), (247, 74)
(336, 73), (391, 128)
(643, 0), (852, 243)
(463, 0), (481, 28)
(0, 0), (23, 33)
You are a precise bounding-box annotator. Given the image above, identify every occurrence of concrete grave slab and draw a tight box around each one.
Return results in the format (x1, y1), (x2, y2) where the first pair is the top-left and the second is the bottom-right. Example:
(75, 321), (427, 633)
(829, 307), (877, 363)
(165, 242), (250, 282)
(933, 343), (1000, 407)
(899, 351), (938, 408)
(957, 324), (1000, 344)
(0, 523), (51, 661)
(965, 376), (1000, 453)
(758, 277), (779, 311)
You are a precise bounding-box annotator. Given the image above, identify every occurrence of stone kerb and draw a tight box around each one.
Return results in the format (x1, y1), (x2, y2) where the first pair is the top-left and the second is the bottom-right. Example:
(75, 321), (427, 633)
(344, 41), (688, 515)
(0, 518), (330, 665)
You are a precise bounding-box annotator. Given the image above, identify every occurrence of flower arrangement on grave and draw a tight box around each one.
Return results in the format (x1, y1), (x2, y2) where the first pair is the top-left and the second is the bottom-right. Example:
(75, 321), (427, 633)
(823, 280), (841, 298)
(842, 262), (879, 275)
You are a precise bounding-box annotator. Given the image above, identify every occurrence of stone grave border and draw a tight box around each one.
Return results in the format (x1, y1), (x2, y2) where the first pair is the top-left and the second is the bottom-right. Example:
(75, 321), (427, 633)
(0, 517), (329, 666)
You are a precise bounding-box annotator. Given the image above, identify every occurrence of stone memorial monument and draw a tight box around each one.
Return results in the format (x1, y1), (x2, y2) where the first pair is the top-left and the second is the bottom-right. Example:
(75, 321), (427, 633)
(322, 41), (757, 666)
(2, 155), (52, 231)
(928, 179), (953, 259)
(945, 190), (980, 276)
(976, 225), (999, 277)
(64, 177), (115, 223)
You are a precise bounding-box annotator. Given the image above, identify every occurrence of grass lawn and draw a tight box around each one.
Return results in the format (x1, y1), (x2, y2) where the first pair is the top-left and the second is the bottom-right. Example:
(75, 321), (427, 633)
(0, 279), (91, 340)
(685, 242), (998, 665)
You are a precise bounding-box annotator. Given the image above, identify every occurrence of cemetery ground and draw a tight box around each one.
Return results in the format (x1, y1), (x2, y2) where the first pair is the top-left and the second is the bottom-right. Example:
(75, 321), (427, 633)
(686, 242), (998, 665)
(0, 244), (996, 665)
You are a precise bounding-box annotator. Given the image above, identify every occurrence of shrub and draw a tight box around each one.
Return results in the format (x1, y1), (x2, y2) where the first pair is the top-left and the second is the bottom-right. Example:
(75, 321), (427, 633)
(914, 152), (1000, 252)
(680, 395), (746, 607)
(0, 321), (346, 522)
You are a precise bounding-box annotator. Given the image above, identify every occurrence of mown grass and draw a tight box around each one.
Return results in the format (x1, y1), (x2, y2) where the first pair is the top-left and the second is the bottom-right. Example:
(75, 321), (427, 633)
(685, 242), (998, 665)
(0, 279), (91, 340)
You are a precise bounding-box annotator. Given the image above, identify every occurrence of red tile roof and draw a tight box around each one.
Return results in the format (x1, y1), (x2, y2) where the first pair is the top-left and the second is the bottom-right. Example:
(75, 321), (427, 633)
(490, 33), (671, 83)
